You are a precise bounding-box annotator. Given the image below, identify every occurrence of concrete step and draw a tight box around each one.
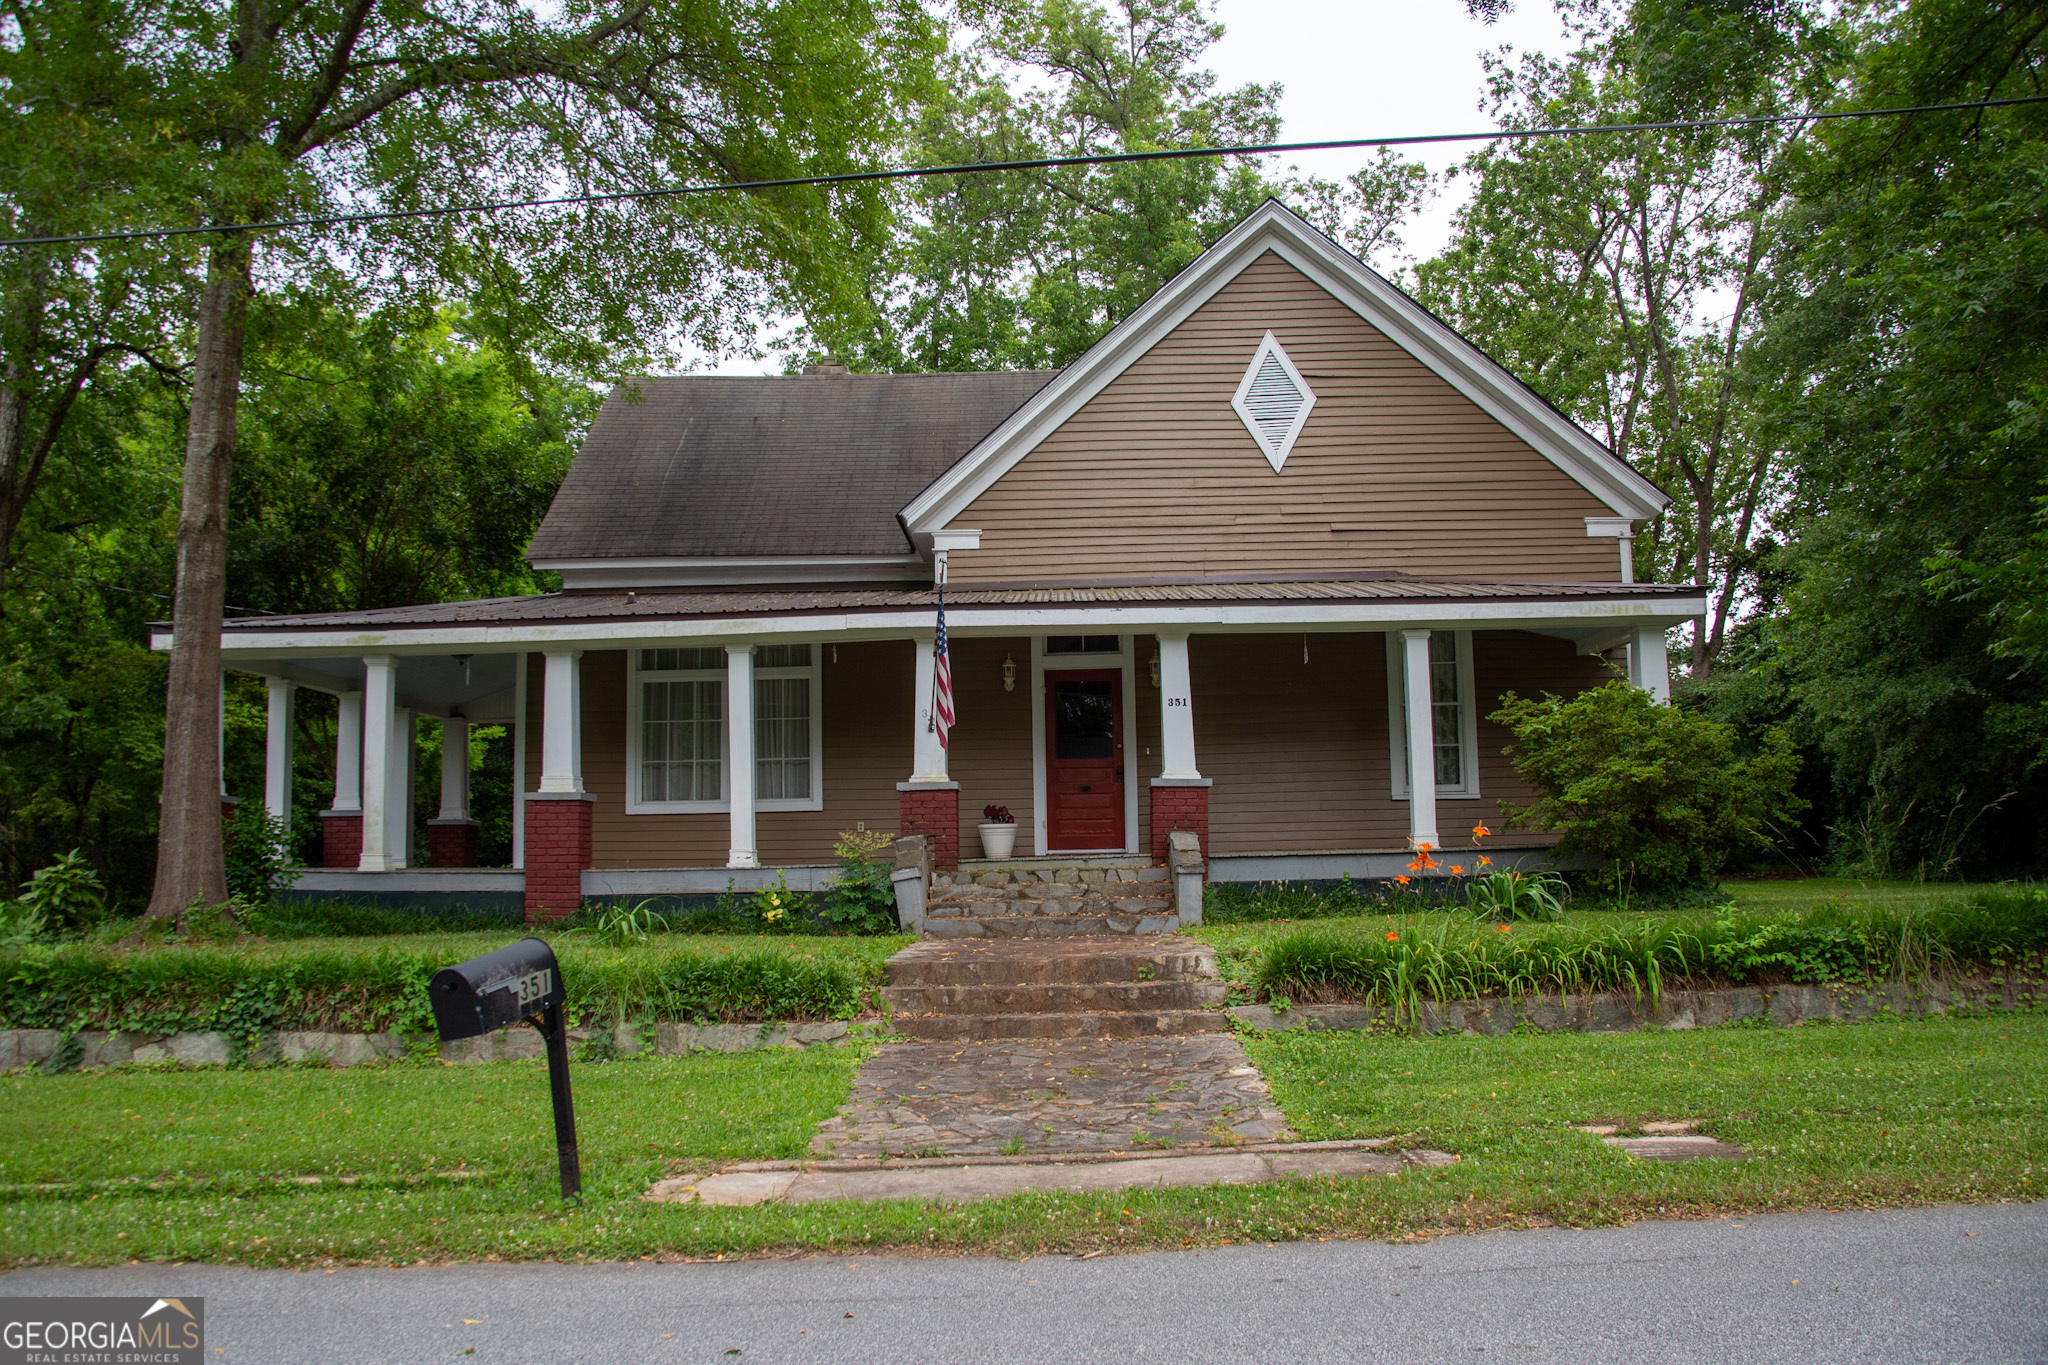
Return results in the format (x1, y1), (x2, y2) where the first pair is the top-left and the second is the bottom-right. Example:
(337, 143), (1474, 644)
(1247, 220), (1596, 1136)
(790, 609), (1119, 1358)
(887, 939), (1217, 988)
(889, 1009), (1232, 1041)
(923, 912), (1182, 938)
(929, 882), (1173, 903)
(882, 980), (1230, 1015)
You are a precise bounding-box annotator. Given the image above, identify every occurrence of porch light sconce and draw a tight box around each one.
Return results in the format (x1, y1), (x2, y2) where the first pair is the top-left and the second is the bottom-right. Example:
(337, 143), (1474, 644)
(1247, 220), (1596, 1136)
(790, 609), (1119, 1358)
(1149, 648), (1161, 689)
(1001, 653), (1017, 692)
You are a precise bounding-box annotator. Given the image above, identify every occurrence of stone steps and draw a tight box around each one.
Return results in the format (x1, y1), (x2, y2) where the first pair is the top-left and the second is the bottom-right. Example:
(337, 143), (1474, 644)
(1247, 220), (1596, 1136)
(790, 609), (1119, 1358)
(882, 936), (1228, 1040)
(889, 1008), (1231, 1041)
(882, 980), (1229, 1016)
(924, 862), (1180, 938)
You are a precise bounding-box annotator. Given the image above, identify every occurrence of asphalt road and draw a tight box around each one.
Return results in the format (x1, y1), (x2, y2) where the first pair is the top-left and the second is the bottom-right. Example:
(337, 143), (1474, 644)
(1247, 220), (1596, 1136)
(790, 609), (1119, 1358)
(5, 1202), (2043, 1364)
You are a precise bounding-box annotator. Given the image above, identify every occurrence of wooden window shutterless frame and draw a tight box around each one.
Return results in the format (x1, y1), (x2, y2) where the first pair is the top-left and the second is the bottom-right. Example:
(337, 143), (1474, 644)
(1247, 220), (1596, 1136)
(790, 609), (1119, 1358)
(626, 645), (823, 813)
(1385, 629), (1482, 800)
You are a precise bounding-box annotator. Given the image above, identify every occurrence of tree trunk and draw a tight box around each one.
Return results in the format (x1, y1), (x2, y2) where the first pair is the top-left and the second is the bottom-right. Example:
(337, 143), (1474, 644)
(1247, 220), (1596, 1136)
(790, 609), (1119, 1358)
(145, 240), (252, 920)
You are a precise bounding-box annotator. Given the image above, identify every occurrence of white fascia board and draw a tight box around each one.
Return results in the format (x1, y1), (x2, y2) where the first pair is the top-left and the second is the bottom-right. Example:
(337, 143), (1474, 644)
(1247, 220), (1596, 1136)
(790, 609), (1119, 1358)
(900, 200), (1668, 533)
(190, 594), (1708, 660)
(537, 555), (926, 589)
(929, 529), (982, 552)
(1584, 517), (1636, 538)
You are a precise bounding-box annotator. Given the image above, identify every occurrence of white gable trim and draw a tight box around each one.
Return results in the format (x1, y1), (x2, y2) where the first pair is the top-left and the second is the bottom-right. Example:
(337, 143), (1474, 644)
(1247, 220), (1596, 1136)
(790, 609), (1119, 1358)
(900, 200), (1668, 533)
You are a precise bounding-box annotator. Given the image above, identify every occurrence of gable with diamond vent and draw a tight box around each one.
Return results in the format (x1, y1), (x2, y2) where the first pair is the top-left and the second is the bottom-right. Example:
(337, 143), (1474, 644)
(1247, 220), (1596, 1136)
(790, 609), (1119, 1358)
(902, 200), (1666, 586)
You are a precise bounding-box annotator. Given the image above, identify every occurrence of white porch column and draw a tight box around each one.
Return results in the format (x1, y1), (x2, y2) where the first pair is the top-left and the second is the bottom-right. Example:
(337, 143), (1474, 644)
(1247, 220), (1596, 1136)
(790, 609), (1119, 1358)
(1399, 629), (1440, 850)
(1631, 626), (1671, 704)
(726, 644), (758, 869)
(263, 680), (295, 835)
(511, 653), (528, 869)
(385, 707), (414, 869)
(437, 717), (470, 820)
(910, 632), (949, 783)
(332, 690), (363, 811)
(538, 650), (584, 794)
(358, 657), (397, 871)
(1156, 633), (1201, 780)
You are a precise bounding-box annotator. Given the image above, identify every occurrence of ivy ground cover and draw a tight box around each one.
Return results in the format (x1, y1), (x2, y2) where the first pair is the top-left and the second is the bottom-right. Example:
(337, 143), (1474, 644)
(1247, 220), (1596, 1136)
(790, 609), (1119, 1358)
(0, 1010), (2040, 1267)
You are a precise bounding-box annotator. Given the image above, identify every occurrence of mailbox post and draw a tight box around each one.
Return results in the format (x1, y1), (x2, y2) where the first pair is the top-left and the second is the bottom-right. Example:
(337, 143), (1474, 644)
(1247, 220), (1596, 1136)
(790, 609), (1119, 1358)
(429, 938), (582, 1198)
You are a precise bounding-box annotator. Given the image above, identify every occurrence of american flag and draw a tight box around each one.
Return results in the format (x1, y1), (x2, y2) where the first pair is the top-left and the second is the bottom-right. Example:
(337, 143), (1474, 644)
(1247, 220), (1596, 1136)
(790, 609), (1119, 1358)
(933, 575), (954, 749)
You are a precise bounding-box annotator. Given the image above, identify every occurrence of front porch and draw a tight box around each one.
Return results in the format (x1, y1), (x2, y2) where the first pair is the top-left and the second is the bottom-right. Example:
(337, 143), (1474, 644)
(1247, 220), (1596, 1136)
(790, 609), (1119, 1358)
(201, 579), (1701, 923)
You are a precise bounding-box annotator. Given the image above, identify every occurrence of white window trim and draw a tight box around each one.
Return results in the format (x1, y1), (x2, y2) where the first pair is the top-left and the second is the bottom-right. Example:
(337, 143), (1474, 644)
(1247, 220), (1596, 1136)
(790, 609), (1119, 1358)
(625, 646), (823, 814)
(1386, 630), (1482, 800)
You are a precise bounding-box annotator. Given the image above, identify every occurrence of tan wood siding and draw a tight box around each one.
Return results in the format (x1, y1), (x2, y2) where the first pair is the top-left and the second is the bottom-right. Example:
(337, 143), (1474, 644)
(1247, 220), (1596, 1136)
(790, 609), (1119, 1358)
(944, 636), (1037, 857)
(1194, 630), (1612, 854)
(948, 252), (1619, 583)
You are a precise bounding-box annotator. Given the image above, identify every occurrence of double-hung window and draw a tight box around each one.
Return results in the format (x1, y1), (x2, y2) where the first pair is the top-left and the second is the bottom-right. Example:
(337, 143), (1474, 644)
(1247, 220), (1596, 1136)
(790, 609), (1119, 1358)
(628, 645), (823, 813)
(1386, 630), (1481, 800)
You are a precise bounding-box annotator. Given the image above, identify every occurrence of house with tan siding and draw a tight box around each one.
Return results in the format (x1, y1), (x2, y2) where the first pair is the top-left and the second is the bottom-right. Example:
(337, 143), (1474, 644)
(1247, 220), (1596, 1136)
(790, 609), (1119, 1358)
(176, 201), (1703, 924)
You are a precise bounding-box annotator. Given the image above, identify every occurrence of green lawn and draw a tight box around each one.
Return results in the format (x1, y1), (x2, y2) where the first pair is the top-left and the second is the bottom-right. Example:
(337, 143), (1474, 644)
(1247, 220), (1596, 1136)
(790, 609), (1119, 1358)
(1, 1009), (2039, 1266)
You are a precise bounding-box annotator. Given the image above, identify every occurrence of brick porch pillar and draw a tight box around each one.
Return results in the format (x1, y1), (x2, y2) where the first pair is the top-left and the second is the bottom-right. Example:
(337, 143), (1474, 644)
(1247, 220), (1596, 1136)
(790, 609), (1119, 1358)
(1148, 782), (1210, 867)
(319, 811), (363, 867)
(898, 784), (960, 871)
(523, 794), (593, 919)
(428, 819), (481, 867)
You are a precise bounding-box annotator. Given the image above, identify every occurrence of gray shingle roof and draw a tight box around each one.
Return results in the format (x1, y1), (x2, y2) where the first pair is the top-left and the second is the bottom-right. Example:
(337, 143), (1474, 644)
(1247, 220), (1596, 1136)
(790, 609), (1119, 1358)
(219, 576), (1701, 632)
(525, 371), (1059, 562)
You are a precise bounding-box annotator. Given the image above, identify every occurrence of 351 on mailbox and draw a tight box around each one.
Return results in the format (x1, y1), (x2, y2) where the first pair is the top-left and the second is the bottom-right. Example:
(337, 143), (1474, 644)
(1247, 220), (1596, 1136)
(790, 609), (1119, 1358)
(430, 937), (581, 1197)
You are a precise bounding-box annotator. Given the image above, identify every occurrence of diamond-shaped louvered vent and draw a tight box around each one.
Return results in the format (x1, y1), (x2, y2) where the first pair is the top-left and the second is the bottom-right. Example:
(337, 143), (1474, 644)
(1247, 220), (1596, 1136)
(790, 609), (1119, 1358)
(1230, 331), (1316, 472)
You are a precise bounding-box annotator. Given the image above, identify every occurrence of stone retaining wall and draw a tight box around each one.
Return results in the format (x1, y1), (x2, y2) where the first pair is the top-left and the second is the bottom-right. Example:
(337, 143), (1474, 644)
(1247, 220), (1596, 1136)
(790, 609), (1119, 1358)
(0, 1019), (881, 1072)
(1229, 976), (2041, 1036)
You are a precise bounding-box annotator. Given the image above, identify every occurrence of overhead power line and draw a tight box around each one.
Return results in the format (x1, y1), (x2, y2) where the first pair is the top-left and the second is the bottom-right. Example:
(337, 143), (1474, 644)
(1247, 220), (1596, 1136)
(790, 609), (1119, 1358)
(5, 93), (2045, 249)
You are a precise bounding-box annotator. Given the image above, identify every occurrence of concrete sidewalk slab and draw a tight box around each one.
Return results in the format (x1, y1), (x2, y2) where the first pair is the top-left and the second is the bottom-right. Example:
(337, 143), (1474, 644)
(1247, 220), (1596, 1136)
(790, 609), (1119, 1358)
(646, 1140), (1456, 1207)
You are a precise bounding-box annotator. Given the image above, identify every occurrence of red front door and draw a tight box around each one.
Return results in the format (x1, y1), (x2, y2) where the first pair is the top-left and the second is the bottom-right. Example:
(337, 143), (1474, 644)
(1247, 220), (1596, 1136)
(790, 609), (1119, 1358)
(1045, 669), (1125, 852)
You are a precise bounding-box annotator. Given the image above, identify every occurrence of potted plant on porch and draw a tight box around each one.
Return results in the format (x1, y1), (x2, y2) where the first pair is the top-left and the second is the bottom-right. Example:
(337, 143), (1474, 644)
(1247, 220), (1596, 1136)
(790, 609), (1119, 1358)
(978, 804), (1017, 860)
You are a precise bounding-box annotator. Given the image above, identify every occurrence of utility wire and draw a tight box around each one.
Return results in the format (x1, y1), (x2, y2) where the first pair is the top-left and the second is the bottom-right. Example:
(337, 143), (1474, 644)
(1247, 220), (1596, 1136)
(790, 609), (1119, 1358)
(5, 563), (277, 615)
(5, 94), (2045, 250)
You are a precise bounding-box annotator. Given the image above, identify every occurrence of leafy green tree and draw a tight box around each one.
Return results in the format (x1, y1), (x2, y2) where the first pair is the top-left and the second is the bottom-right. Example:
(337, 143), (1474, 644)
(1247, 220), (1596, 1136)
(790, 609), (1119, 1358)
(808, 0), (1431, 372)
(5, 0), (938, 921)
(1413, 0), (1844, 675)
(1758, 0), (2048, 873)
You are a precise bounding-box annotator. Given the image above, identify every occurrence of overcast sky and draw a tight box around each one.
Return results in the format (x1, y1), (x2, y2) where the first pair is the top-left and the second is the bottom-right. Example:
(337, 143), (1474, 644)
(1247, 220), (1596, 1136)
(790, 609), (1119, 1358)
(697, 0), (1575, 373)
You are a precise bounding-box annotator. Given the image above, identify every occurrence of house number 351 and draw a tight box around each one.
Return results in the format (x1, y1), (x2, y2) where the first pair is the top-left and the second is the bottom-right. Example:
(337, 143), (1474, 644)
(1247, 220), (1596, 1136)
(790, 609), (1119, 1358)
(1166, 697), (1189, 707)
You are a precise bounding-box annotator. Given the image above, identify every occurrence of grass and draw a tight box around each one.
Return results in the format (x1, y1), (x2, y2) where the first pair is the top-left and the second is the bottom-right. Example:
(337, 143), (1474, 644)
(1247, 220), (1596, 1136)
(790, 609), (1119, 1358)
(0, 1010), (2040, 1267)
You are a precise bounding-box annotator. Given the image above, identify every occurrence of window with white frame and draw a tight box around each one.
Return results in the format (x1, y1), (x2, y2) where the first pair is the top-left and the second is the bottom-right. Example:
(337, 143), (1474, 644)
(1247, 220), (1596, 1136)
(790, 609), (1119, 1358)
(1386, 630), (1481, 799)
(627, 645), (823, 812)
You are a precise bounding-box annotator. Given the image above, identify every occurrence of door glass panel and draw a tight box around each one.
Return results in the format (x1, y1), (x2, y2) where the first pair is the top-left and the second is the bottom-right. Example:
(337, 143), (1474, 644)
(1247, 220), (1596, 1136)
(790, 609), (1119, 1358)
(1053, 680), (1115, 759)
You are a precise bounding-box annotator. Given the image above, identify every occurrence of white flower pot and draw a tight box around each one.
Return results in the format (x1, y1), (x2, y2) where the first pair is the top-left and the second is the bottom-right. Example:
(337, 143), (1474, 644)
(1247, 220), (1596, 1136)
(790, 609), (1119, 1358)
(978, 822), (1017, 860)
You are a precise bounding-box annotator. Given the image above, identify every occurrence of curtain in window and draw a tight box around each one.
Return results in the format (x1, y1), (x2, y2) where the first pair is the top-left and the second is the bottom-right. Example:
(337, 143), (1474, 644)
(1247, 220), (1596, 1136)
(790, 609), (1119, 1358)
(1428, 634), (1464, 788)
(642, 680), (722, 801)
(755, 676), (812, 800)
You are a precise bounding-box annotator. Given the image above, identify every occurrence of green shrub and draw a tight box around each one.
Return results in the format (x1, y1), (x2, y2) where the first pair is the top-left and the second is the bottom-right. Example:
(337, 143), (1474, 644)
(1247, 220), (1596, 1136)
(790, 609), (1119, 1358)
(818, 830), (900, 935)
(223, 805), (300, 905)
(242, 900), (523, 938)
(1492, 682), (1806, 894)
(14, 850), (106, 935)
(0, 937), (878, 1039)
(1253, 888), (2048, 1013)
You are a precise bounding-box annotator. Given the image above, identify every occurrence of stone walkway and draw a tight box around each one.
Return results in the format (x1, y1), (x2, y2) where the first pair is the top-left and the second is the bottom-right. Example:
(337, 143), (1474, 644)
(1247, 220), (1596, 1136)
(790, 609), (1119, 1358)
(809, 1034), (1290, 1159)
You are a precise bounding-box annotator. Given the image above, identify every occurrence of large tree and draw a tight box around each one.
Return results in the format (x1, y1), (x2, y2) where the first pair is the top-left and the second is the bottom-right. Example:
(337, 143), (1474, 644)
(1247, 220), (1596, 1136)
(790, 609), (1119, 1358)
(806, 0), (1431, 372)
(1415, 0), (1844, 675)
(8, 0), (936, 920)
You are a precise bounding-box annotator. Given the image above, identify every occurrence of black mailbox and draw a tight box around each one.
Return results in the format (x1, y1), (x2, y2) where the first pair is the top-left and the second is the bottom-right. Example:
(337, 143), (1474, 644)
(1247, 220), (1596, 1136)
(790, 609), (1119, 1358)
(431, 937), (581, 1198)
(430, 937), (564, 1041)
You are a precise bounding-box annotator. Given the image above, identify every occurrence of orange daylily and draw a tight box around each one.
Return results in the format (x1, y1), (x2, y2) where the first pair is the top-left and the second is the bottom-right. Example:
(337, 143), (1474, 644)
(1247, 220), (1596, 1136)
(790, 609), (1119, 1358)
(1472, 823), (1491, 839)
(1497, 923), (1512, 933)
(1449, 864), (1463, 875)
(1477, 856), (1492, 867)
(1394, 874), (1411, 885)
(1384, 931), (1399, 941)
